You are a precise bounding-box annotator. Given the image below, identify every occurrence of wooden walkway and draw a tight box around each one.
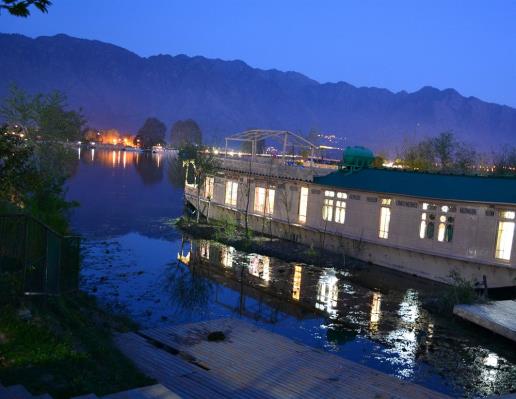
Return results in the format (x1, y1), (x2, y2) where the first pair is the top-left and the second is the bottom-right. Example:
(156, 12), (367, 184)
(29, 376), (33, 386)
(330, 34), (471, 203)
(115, 318), (449, 399)
(454, 300), (516, 342)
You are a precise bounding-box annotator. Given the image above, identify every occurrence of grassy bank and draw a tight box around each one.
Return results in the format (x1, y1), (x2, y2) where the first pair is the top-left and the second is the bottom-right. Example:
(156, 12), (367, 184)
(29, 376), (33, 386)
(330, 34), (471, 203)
(0, 293), (154, 399)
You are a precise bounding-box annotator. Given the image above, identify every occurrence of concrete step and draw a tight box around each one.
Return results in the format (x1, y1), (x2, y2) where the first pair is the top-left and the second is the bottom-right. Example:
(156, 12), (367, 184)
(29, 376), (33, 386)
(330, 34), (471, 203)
(102, 384), (181, 399)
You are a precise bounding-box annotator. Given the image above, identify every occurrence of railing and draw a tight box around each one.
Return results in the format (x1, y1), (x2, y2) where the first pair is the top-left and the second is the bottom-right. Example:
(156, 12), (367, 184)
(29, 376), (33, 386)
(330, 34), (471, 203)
(217, 156), (334, 181)
(0, 214), (80, 295)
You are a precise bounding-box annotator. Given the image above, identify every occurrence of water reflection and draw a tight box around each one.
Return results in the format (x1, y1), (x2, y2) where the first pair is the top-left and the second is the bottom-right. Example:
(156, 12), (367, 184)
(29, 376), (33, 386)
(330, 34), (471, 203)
(315, 270), (339, 317)
(71, 150), (516, 398)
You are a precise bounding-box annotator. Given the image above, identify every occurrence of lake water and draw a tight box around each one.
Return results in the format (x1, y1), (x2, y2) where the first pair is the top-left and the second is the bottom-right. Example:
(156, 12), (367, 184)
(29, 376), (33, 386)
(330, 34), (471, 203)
(67, 148), (516, 398)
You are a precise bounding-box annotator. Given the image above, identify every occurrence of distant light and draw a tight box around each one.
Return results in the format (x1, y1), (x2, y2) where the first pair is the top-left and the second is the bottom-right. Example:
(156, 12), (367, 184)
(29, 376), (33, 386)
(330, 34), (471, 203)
(90, 142), (96, 145)
(77, 141), (82, 145)
(214, 149), (219, 155)
(229, 151), (235, 157)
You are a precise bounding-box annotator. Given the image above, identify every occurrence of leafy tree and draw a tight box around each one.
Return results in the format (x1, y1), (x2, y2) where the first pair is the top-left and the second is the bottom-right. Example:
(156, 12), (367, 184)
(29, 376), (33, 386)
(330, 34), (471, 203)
(0, 85), (84, 141)
(0, 0), (51, 17)
(493, 146), (516, 176)
(134, 117), (166, 148)
(0, 87), (82, 233)
(170, 119), (202, 148)
(0, 125), (33, 208)
(400, 132), (478, 174)
(179, 144), (220, 222)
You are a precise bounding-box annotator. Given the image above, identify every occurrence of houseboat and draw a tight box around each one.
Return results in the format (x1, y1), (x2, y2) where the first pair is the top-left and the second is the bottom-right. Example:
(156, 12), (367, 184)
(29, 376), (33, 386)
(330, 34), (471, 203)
(184, 130), (516, 288)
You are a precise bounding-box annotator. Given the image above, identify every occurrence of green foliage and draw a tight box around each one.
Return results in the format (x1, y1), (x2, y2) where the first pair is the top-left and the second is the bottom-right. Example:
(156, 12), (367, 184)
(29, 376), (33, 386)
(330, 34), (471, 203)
(0, 85), (85, 141)
(431, 271), (482, 313)
(0, 295), (153, 398)
(170, 119), (202, 148)
(0, 0), (51, 17)
(401, 132), (478, 174)
(213, 217), (238, 241)
(0, 87), (82, 234)
(134, 117), (166, 148)
(304, 243), (317, 258)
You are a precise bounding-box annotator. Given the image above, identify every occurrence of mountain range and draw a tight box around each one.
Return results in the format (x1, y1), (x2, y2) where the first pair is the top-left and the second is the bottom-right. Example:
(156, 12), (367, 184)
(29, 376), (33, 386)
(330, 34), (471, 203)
(0, 33), (515, 151)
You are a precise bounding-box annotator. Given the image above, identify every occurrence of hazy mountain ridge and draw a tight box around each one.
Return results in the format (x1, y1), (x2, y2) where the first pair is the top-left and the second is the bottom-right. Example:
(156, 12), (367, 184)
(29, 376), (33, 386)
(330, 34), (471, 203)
(1, 33), (515, 150)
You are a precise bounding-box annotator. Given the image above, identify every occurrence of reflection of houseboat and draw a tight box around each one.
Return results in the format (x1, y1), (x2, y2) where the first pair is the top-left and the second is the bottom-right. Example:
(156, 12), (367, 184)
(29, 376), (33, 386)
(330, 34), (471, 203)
(185, 130), (516, 288)
(152, 145), (164, 153)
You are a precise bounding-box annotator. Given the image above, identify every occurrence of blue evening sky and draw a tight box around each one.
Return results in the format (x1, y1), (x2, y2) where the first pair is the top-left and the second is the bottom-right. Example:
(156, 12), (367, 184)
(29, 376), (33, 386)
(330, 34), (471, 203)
(1, 0), (515, 107)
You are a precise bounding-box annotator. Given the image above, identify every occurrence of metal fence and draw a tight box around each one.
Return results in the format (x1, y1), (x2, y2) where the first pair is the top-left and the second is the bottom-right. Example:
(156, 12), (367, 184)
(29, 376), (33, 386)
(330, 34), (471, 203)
(0, 214), (80, 295)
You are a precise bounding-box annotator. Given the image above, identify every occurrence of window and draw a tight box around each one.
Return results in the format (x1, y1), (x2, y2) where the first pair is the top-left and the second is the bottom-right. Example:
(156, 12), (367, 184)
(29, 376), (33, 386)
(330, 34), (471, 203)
(437, 206), (454, 242)
(335, 192), (347, 224)
(322, 191), (334, 221)
(254, 186), (275, 215)
(420, 203), (435, 239)
(379, 198), (391, 239)
(225, 180), (238, 206)
(495, 211), (515, 261)
(420, 202), (453, 241)
(205, 177), (214, 199)
(298, 187), (309, 223)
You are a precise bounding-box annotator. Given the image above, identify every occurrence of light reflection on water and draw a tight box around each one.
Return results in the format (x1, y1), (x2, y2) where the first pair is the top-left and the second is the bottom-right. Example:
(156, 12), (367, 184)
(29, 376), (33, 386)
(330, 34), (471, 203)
(68, 149), (516, 398)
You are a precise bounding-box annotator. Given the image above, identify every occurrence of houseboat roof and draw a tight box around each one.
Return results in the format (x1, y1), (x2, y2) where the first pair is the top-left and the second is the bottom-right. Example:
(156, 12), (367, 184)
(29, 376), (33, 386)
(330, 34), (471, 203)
(313, 168), (516, 205)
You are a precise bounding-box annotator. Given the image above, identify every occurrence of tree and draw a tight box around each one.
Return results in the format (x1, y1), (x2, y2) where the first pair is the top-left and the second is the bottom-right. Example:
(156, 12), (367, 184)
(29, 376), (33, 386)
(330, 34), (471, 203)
(0, 0), (51, 17)
(134, 117), (166, 148)
(0, 85), (85, 141)
(0, 87), (82, 233)
(179, 144), (220, 223)
(400, 132), (478, 174)
(170, 119), (202, 148)
(493, 146), (516, 176)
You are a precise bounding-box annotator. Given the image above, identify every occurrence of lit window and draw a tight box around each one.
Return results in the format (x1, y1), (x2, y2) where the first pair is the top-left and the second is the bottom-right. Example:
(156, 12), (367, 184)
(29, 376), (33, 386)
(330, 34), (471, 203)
(420, 203), (453, 241)
(500, 211), (515, 220)
(298, 187), (309, 223)
(419, 218), (427, 239)
(323, 198), (334, 221)
(381, 198), (391, 206)
(225, 181), (238, 206)
(495, 211), (515, 260)
(335, 199), (346, 224)
(420, 209), (435, 239)
(205, 177), (214, 199)
(254, 187), (275, 215)
(332, 192), (347, 224)
(325, 190), (335, 197)
(379, 203), (391, 239)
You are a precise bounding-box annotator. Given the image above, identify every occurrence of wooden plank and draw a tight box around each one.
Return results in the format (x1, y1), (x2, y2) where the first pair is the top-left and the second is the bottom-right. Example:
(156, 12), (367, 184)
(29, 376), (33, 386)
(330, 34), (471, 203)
(118, 318), (450, 399)
(454, 300), (516, 342)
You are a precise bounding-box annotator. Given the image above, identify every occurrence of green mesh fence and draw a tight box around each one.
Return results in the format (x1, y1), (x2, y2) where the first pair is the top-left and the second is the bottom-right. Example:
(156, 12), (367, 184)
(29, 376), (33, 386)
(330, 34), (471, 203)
(0, 214), (80, 295)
